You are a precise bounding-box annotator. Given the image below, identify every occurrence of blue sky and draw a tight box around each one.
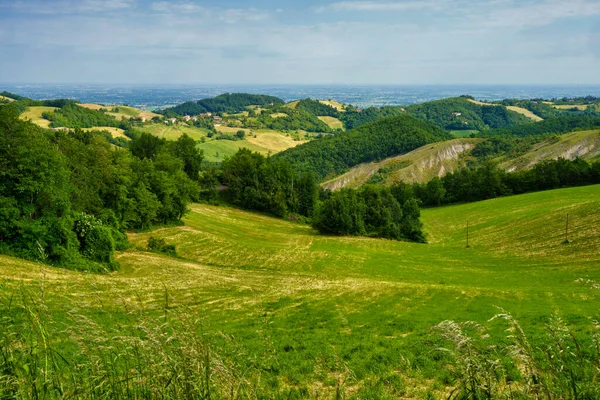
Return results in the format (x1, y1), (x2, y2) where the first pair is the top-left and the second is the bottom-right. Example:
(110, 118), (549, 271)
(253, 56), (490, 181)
(1, 0), (599, 84)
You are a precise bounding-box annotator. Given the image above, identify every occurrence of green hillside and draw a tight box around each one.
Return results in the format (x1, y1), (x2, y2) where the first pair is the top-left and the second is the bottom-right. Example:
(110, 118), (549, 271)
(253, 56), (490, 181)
(2, 185), (600, 397)
(276, 114), (451, 180)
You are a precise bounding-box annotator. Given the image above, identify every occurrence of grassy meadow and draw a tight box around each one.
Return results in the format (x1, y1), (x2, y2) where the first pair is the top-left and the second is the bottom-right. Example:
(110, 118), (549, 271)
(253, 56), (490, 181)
(18, 106), (57, 128)
(318, 116), (344, 130)
(138, 122), (210, 141)
(1, 184), (600, 397)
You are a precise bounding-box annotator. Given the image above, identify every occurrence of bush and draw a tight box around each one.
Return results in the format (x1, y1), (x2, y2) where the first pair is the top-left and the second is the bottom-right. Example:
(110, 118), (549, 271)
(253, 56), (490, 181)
(147, 237), (177, 257)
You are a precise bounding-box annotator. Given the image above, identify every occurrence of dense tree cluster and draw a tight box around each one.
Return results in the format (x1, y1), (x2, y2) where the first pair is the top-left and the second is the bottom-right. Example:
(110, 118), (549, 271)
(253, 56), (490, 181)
(0, 105), (201, 271)
(256, 107), (332, 132)
(404, 97), (529, 130)
(341, 106), (405, 130)
(472, 136), (547, 159)
(163, 93), (285, 116)
(220, 149), (319, 218)
(276, 114), (451, 180)
(411, 158), (600, 206)
(296, 99), (340, 117)
(312, 185), (425, 242)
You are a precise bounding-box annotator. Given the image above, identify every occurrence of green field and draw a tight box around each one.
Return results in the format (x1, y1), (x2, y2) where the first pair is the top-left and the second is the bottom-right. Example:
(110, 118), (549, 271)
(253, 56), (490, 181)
(200, 129), (307, 162)
(2, 185), (599, 397)
(138, 122), (210, 140)
(449, 130), (478, 138)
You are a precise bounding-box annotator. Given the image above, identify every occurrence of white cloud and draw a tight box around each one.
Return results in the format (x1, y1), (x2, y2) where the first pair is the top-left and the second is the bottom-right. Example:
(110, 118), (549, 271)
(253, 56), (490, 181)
(482, 0), (600, 28)
(316, 0), (453, 13)
(2, 0), (136, 14)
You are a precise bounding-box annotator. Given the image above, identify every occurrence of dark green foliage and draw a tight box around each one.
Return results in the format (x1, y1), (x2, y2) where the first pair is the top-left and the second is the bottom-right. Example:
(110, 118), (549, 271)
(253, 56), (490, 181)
(312, 185), (425, 242)
(405, 97), (529, 130)
(147, 236), (177, 257)
(276, 115), (451, 180)
(221, 149), (318, 218)
(296, 99), (340, 117)
(198, 165), (221, 205)
(43, 103), (124, 129)
(0, 91), (27, 101)
(257, 107), (331, 132)
(472, 136), (544, 158)
(0, 105), (78, 265)
(164, 93), (284, 116)
(173, 133), (203, 181)
(0, 103), (199, 271)
(341, 106), (405, 130)
(129, 132), (167, 160)
(413, 158), (600, 206)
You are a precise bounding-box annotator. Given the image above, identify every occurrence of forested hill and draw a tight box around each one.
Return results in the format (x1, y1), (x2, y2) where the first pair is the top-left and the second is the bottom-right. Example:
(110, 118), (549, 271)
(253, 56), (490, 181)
(404, 96), (530, 130)
(163, 93), (284, 116)
(275, 114), (451, 180)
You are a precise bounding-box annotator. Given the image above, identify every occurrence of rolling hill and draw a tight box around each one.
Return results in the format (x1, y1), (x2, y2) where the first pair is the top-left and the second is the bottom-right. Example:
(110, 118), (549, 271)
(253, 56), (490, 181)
(2, 184), (600, 397)
(276, 114), (451, 180)
(405, 96), (530, 130)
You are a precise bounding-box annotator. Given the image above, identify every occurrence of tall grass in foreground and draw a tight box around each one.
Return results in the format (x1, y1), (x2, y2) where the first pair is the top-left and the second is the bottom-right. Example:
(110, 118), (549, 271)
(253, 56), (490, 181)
(2, 286), (600, 399)
(435, 310), (600, 399)
(0, 288), (256, 399)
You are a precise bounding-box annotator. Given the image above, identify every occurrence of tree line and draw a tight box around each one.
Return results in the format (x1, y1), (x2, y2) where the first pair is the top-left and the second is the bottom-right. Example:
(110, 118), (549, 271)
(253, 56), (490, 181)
(409, 158), (600, 207)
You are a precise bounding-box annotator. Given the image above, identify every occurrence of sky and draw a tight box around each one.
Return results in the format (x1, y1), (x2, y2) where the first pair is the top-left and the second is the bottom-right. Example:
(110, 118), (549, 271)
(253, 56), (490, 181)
(0, 0), (599, 85)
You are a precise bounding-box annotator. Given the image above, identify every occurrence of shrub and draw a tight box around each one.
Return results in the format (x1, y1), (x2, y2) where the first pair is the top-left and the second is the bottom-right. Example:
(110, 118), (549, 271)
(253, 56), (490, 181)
(147, 237), (177, 257)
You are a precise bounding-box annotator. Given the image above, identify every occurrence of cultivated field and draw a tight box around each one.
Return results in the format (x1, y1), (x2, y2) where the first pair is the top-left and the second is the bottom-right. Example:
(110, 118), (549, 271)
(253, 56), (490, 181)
(138, 122), (210, 141)
(467, 99), (543, 121)
(318, 116), (344, 130)
(2, 185), (599, 397)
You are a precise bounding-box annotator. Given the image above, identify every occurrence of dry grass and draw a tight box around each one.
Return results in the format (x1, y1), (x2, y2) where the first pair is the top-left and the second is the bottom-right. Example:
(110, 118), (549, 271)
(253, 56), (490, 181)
(19, 106), (57, 128)
(215, 126), (250, 134)
(506, 105), (544, 121)
(318, 116), (344, 130)
(0, 95), (15, 102)
(319, 100), (345, 112)
(553, 104), (589, 110)
(467, 99), (542, 121)
(246, 130), (307, 153)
